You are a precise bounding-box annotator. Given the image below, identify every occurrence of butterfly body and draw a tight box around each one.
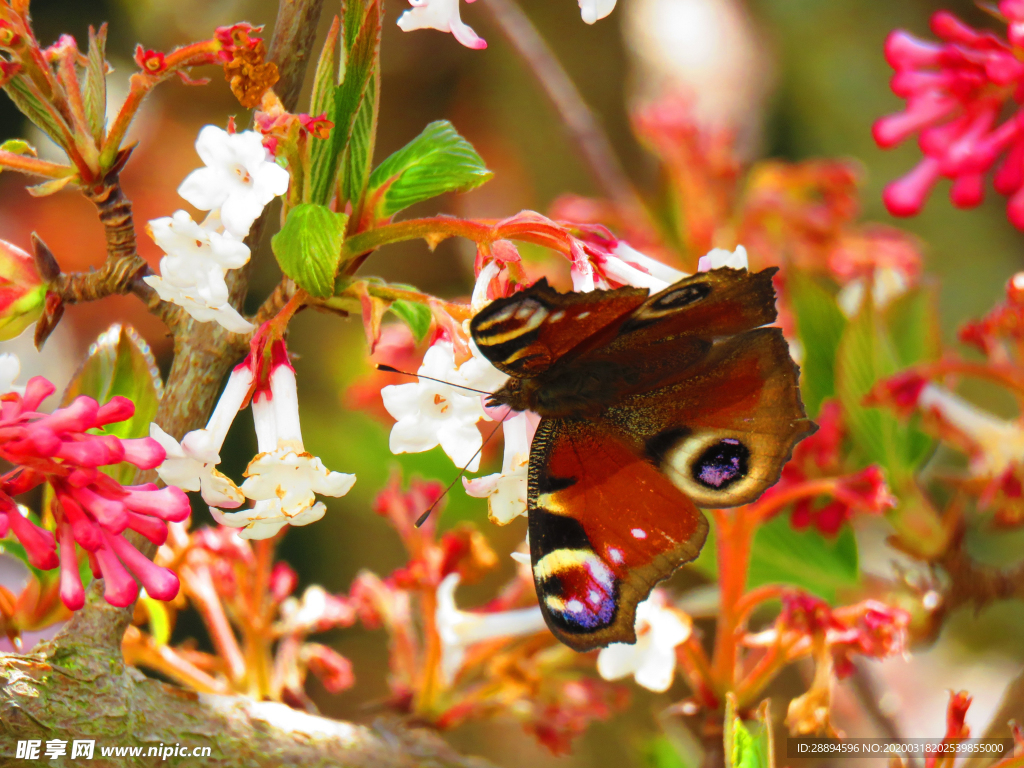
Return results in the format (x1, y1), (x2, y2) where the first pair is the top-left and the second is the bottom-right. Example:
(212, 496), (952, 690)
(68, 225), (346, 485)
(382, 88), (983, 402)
(471, 267), (815, 651)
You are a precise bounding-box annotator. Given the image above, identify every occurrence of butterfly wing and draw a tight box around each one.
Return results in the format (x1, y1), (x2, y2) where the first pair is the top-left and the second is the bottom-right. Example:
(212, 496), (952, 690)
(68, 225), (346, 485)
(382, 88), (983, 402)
(528, 417), (708, 651)
(470, 278), (648, 377)
(605, 327), (815, 508)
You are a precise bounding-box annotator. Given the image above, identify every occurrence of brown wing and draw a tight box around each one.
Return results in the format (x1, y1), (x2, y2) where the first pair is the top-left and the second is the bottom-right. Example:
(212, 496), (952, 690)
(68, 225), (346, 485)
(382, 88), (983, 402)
(528, 417), (708, 651)
(470, 278), (648, 377)
(604, 327), (816, 508)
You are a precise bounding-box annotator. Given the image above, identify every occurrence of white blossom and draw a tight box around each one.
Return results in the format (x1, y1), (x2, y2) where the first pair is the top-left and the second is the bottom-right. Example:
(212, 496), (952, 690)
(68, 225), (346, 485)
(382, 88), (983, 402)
(382, 341), (492, 471)
(464, 410), (539, 524)
(397, 0), (487, 50)
(147, 210), (250, 306)
(177, 126), (290, 239)
(219, 351), (355, 539)
(579, 0), (617, 24)
(836, 266), (910, 318)
(613, 242), (686, 285)
(0, 352), (23, 395)
(435, 573), (547, 685)
(698, 244), (749, 272)
(150, 363), (253, 508)
(597, 591), (692, 692)
(143, 275), (255, 334)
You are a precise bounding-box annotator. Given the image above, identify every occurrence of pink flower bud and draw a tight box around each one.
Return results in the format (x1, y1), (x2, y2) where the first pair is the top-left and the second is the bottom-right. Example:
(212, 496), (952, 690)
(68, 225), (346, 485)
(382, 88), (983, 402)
(125, 511), (168, 547)
(56, 494), (103, 551)
(950, 173), (985, 208)
(21, 376), (55, 411)
(40, 397), (100, 434)
(882, 158), (942, 217)
(884, 30), (943, 70)
(58, 524), (85, 610)
(55, 435), (125, 467)
(122, 485), (190, 523)
(74, 487), (129, 533)
(95, 396), (135, 426)
(5, 504), (58, 570)
(120, 437), (165, 469)
(105, 532), (179, 601)
(0, 238), (47, 342)
(303, 644), (355, 693)
(270, 561), (298, 601)
(94, 543), (139, 607)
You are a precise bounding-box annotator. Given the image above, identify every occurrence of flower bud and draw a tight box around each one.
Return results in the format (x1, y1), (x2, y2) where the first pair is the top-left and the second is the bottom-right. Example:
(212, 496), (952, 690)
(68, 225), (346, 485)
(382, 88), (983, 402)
(0, 238), (47, 341)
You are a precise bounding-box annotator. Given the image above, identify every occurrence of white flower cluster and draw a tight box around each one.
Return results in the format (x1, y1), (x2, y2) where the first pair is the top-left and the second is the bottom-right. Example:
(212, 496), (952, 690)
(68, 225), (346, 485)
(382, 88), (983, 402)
(143, 126), (290, 334)
(152, 346), (355, 539)
(397, 0), (617, 50)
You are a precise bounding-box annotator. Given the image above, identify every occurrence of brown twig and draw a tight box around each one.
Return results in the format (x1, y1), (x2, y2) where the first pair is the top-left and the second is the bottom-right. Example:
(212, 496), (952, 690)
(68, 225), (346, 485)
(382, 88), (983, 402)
(939, 526), (1024, 609)
(479, 0), (652, 227)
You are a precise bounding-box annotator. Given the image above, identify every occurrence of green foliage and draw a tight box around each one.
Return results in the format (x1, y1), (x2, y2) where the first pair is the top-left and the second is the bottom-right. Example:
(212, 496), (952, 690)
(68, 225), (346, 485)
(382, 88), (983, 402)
(3, 78), (65, 146)
(790, 273), (847, 417)
(83, 25), (108, 143)
(308, 0), (382, 208)
(366, 121), (493, 220)
(644, 737), (691, 768)
(389, 298), (432, 342)
(836, 297), (934, 486)
(63, 324), (163, 485)
(694, 512), (859, 603)
(273, 204), (349, 298)
(725, 697), (773, 768)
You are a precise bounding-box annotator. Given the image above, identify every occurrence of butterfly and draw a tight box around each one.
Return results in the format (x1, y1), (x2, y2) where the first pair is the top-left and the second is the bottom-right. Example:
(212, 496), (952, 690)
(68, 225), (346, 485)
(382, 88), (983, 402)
(469, 266), (815, 651)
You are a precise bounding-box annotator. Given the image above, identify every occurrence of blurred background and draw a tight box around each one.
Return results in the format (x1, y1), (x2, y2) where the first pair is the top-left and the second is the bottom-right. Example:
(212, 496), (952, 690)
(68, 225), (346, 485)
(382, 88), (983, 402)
(1, 0), (1023, 765)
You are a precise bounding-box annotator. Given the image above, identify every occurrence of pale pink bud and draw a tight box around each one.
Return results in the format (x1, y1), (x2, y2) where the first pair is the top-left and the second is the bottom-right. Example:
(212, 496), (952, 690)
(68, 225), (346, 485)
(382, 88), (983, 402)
(270, 562), (298, 601)
(21, 376), (54, 411)
(304, 644), (355, 693)
(95, 396), (135, 426)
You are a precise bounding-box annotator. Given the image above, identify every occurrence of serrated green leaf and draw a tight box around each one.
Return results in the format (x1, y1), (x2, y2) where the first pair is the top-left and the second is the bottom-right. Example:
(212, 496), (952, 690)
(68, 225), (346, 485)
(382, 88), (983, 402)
(367, 121), (493, 220)
(388, 299), (432, 341)
(272, 204), (349, 298)
(692, 512), (859, 603)
(308, 16), (341, 205)
(311, 0), (381, 207)
(790, 273), (847, 417)
(342, 72), (379, 208)
(3, 78), (68, 146)
(83, 24), (108, 143)
(835, 305), (932, 484)
(64, 324), (164, 484)
(26, 174), (76, 197)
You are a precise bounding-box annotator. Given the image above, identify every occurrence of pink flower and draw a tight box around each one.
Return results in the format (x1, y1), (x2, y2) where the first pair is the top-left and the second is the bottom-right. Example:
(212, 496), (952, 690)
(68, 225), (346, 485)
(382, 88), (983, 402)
(874, 7), (1024, 228)
(0, 366), (186, 610)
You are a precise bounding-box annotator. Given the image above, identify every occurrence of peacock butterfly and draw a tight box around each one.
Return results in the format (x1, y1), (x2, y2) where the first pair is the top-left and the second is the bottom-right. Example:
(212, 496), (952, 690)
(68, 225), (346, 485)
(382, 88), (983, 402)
(469, 266), (815, 651)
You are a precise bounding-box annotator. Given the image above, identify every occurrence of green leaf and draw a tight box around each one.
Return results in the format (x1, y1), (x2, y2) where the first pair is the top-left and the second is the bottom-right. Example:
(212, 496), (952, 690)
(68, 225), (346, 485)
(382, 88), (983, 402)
(692, 513), (859, 603)
(64, 324), (164, 484)
(308, 16), (341, 205)
(0, 538), (47, 582)
(342, 73), (379, 208)
(885, 285), (941, 369)
(645, 737), (690, 768)
(835, 304), (932, 484)
(747, 513), (859, 602)
(140, 596), (172, 646)
(311, 0), (381, 207)
(367, 121), (493, 220)
(272, 204), (349, 298)
(725, 698), (773, 768)
(0, 139), (36, 155)
(83, 24), (108, 143)
(388, 299), (432, 341)
(790, 273), (847, 417)
(3, 78), (68, 146)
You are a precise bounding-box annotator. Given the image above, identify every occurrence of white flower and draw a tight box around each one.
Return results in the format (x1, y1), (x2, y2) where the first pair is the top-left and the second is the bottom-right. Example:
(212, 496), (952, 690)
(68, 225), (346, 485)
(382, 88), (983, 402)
(597, 590), (692, 693)
(221, 347), (355, 539)
(397, 0), (487, 50)
(142, 275), (255, 334)
(0, 353), (23, 395)
(836, 266), (910, 318)
(435, 573), (548, 685)
(613, 242), (686, 285)
(382, 341), (491, 471)
(177, 126), (290, 239)
(579, 0), (617, 24)
(464, 410), (539, 524)
(150, 363), (253, 508)
(698, 245), (749, 272)
(147, 210), (250, 306)
(918, 383), (1024, 478)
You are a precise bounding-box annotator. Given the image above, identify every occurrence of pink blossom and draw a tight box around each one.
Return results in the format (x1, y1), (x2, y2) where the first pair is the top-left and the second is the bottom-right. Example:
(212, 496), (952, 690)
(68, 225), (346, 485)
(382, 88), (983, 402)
(0, 364), (186, 610)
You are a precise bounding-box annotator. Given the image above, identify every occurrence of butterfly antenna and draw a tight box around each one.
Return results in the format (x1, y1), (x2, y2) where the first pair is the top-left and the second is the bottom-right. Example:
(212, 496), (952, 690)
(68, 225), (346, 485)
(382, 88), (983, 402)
(414, 409), (513, 528)
(376, 364), (491, 396)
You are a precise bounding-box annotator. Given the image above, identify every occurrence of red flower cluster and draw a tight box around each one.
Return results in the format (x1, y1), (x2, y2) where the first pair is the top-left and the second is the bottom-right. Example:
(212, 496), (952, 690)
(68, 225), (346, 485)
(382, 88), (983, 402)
(875, 4), (1024, 227)
(0, 377), (188, 610)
